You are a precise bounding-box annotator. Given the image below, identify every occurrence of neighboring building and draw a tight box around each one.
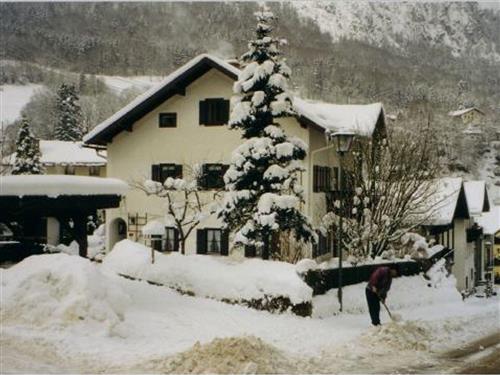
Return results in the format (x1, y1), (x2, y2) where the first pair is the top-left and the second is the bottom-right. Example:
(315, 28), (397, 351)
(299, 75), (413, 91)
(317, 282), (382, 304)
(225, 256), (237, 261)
(83, 54), (386, 257)
(3, 140), (106, 177)
(448, 107), (484, 125)
(464, 181), (492, 284)
(477, 205), (500, 283)
(422, 177), (475, 291)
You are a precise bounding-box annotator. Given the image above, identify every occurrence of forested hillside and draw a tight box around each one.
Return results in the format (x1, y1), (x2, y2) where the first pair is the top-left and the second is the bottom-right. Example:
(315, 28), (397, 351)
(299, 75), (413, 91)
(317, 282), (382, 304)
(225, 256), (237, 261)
(1, 1), (499, 195)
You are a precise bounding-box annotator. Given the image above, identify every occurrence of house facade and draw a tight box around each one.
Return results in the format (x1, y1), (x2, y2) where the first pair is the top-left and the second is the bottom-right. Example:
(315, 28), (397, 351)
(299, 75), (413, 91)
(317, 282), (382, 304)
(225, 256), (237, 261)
(3, 140), (107, 177)
(83, 54), (386, 258)
(422, 178), (475, 291)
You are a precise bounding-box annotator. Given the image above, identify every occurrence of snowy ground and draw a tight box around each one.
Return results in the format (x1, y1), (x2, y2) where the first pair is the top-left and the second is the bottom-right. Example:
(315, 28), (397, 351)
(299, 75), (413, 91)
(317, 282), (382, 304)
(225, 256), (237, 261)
(1, 253), (499, 374)
(0, 84), (44, 125)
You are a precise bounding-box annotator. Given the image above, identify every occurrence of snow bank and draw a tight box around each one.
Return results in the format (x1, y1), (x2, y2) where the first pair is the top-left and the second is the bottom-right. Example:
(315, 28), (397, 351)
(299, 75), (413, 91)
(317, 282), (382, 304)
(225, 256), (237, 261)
(2, 254), (130, 331)
(362, 321), (431, 351)
(103, 240), (312, 307)
(312, 269), (460, 318)
(151, 336), (298, 374)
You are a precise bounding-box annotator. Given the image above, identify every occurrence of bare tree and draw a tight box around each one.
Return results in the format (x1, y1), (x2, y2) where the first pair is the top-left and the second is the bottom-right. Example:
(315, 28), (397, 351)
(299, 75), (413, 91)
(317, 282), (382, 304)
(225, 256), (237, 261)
(322, 120), (442, 262)
(136, 165), (221, 255)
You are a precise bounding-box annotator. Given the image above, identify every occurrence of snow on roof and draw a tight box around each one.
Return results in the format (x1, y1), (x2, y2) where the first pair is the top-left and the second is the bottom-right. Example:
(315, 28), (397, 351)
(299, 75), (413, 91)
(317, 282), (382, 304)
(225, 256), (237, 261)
(3, 140), (106, 166)
(142, 220), (165, 236)
(0, 175), (128, 198)
(293, 97), (383, 137)
(464, 181), (487, 216)
(83, 54), (240, 144)
(477, 205), (500, 235)
(448, 107), (484, 117)
(424, 177), (464, 226)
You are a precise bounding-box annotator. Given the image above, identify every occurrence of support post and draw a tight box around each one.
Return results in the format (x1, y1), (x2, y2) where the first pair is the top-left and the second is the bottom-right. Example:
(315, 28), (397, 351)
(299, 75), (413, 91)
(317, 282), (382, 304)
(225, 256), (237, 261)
(73, 215), (88, 258)
(337, 154), (344, 313)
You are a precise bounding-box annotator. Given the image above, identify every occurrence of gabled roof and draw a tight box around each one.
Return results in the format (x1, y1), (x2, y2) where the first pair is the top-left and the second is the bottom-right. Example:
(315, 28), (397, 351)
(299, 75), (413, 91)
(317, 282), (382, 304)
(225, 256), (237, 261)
(477, 205), (500, 235)
(423, 177), (470, 226)
(293, 97), (384, 137)
(83, 54), (240, 145)
(464, 180), (490, 216)
(448, 107), (484, 117)
(83, 54), (385, 146)
(3, 140), (106, 166)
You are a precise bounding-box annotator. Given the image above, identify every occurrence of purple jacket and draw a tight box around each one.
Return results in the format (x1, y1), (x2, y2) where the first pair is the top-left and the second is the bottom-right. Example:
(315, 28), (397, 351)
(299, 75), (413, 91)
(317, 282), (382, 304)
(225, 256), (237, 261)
(367, 266), (392, 299)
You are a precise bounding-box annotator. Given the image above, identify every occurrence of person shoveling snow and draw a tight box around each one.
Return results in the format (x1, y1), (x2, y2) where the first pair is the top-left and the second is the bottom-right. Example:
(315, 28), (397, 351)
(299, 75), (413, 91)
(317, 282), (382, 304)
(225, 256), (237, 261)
(365, 264), (400, 326)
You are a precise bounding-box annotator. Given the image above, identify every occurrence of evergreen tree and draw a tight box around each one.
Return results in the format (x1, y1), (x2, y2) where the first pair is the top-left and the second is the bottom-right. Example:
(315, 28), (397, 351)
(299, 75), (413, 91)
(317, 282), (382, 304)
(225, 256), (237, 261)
(219, 9), (315, 260)
(12, 116), (43, 175)
(54, 83), (84, 141)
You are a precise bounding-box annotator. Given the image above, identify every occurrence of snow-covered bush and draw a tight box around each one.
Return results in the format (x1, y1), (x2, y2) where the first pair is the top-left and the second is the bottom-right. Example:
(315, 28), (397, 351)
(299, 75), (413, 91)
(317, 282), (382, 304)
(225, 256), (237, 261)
(103, 239), (313, 315)
(2, 253), (130, 333)
(218, 9), (315, 259)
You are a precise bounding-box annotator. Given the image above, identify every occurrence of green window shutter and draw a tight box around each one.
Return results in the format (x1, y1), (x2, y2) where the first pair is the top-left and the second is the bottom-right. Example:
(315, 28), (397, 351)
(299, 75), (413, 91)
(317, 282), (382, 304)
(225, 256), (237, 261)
(221, 230), (229, 256)
(175, 164), (183, 179)
(221, 99), (230, 124)
(151, 164), (161, 182)
(173, 228), (180, 252)
(199, 100), (207, 125)
(196, 229), (207, 254)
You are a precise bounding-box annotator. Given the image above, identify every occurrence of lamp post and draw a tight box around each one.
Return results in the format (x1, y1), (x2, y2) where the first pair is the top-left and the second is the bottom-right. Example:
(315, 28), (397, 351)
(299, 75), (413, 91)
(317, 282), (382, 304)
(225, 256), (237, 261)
(328, 130), (355, 313)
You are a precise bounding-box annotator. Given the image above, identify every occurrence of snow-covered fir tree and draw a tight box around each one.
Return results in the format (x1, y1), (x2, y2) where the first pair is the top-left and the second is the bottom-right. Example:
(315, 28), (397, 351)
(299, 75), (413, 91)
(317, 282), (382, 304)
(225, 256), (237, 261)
(54, 83), (84, 141)
(12, 116), (43, 175)
(219, 9), (315, 260)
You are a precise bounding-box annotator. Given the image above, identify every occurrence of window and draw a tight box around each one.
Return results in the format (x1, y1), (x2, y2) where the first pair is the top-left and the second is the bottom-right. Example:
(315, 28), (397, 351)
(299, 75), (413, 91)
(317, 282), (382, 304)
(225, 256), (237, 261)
(312, 231), (335, 258)
(64, 165), (76, 175)
(313, 166), (331, 192)
(199, 163), (229, 189)
(159, 113), (177, 128)
(196, 228), (229, 255)
(199, 98), (230, 126)
(164, 227), (178, 252)
(89, 166), (100, 176)
(151, 163), (182, 183)
(206, 229), (222, 253)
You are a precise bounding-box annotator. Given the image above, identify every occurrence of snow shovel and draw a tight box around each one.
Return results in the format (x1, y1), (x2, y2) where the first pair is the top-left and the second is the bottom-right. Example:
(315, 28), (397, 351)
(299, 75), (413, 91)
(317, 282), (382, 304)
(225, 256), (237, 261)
(379, 296), (402, 322)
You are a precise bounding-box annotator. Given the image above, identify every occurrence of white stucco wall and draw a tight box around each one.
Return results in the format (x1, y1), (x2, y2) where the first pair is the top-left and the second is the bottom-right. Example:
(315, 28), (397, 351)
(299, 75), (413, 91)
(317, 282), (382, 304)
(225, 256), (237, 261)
(104, 69), (319, 254)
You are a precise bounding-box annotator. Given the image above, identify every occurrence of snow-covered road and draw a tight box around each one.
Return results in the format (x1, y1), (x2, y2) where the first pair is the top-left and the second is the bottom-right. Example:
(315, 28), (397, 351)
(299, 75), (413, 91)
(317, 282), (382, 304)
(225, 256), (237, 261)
(2, 272), (498, 372)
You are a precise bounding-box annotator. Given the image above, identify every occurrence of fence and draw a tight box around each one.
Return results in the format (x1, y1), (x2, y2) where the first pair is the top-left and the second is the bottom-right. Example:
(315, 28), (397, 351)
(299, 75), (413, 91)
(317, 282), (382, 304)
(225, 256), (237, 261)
(302, 261), (423, 296)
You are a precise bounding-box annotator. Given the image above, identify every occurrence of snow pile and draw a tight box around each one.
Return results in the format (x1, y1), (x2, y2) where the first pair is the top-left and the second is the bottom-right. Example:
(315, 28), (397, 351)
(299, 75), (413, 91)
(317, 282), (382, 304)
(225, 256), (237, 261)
(2, 254), (130, 331)
(312, 272), (461, 318)
(88, 224), (106, 260)
(362, 321), (431, 351)
(141, 220), (165, 236)
(103, 240), (312, 306)
(152, 336), (298, 374)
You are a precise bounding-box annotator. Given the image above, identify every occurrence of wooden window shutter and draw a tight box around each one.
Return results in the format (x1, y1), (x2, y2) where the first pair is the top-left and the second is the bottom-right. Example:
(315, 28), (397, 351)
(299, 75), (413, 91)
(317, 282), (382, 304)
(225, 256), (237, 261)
(199, 100), (207, 125)
(198, 164), (207, 189)
(196, 229), (207, 254)
(221, 99), (230, 124)
(152, 164), (161, 182)
(175, 164), (183, 179)
(313, 166), (318, 193)
(173, 229), (180, 252)
(221, 230), (229, 256)
(326, 167), (331, 191)
(244, 245), (256, 258)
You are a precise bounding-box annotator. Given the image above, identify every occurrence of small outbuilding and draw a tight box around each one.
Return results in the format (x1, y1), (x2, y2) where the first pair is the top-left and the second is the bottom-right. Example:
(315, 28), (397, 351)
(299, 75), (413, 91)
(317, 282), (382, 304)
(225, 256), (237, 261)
(0, 175), (128, 257)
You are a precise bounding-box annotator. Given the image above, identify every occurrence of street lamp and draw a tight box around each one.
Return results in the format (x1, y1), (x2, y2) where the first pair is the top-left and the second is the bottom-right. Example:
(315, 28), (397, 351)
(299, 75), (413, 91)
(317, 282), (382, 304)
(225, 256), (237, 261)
(328, 130), (355, 313)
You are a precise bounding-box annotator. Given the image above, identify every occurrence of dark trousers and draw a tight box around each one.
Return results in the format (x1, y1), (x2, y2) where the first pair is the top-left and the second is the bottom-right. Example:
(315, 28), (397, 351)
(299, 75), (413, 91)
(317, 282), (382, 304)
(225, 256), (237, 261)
(365, 288), (381, 326)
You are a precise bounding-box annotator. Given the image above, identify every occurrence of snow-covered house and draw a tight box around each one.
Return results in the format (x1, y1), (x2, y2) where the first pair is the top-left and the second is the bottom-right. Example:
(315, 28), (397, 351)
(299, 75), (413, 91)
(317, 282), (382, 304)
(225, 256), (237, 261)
(463, 180), (493, 284)
(477, 205), (500, 283)
(83, 54), (386, 257)
(421, 177), (478, 291)
(448, 107), (485, 136)
(3, 140), (106, 177)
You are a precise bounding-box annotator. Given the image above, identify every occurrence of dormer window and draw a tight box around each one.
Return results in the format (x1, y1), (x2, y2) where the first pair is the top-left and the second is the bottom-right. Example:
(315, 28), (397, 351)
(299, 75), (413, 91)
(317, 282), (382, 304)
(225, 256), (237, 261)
(159, 113), (177, 128)
(199, 98), (229, 126)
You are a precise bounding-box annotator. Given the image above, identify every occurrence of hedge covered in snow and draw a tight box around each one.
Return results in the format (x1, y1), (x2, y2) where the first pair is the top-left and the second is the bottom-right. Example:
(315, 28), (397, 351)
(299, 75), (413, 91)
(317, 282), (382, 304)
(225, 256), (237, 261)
(103, 240), (313, 316)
